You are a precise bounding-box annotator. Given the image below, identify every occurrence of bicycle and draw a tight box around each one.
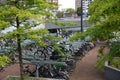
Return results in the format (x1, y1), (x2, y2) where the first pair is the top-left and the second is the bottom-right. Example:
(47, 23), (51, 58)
(34, 45), (54, 60)
(38, 64), (69, 80)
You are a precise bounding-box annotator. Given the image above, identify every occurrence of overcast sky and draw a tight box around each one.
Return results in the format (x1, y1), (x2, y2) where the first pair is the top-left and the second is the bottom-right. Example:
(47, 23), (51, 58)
(58, 0), (75, 11)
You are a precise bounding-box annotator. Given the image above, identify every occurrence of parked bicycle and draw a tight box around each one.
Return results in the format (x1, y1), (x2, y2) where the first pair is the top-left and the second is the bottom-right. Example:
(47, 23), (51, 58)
(34, 45), (54, 60)
(38, 64), (69, 80)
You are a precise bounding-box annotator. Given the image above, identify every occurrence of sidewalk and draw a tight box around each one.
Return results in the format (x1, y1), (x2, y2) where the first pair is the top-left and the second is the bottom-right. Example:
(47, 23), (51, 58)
(0, 64), (20, 80)
(69, 44), (109, 80)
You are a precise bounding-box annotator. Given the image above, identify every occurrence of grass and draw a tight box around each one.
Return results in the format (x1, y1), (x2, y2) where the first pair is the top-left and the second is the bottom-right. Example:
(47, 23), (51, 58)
(110, 58), (120, 70)
(6, 76), (45, 80)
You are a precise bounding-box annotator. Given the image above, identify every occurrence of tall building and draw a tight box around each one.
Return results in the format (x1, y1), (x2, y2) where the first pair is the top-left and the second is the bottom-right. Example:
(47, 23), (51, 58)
(50, 0), (58, 9)
(49, 0), (59, 15)
(75, 0), (81, 11)
(75, 0), (93, 16)
(49, 0), (58, 4)
(0, 0), (6, 3)
(75, 0), (93, 10)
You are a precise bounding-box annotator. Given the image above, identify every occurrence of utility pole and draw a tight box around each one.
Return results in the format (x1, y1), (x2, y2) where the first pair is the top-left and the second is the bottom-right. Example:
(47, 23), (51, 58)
(80, 0), (83, 32)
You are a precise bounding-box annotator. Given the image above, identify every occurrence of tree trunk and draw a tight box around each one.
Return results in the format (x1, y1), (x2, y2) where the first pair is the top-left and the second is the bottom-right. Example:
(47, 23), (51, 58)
(16, 16), (24, 80)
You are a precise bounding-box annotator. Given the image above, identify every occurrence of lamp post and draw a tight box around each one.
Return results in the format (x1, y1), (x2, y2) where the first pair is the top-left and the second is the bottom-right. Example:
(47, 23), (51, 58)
(80, 0), (83, 32)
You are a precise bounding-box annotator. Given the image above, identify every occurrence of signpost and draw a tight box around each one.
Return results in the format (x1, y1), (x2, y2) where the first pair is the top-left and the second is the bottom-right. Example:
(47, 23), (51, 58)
(80, 0), (83, 32)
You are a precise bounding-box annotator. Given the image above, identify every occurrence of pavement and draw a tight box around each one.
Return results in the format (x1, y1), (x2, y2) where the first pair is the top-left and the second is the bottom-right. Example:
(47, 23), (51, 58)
(69, 44), (109, 80)
(0, 64), (20, 80)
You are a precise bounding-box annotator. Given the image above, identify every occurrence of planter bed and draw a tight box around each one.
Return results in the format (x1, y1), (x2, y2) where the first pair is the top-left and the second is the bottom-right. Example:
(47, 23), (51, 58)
(104, 61), (120, 80)
(6, 76), (65, 80)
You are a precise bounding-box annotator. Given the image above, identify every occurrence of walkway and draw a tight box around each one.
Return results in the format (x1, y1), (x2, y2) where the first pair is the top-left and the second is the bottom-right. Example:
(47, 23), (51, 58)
(0, 64), (35, 80)
(0, 64), (20, 80)
(69, 44), (109, 80)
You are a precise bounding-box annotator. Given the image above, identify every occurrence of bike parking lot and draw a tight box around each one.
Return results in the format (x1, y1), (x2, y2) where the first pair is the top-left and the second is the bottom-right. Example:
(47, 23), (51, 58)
(0, 36), (95, 80)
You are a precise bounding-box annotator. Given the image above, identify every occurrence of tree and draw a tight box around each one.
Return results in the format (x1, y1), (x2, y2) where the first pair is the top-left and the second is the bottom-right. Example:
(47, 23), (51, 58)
(0, 56), (11, 67)
(0, 0), (56, 80)
(76, 7), (81, 16)
(56, 11), (64, 18)
(70, 0), (120, 41)
(70, 0), (120, 71)
(66, 8), (75, 17)
(66, 8), (75, 13)
(88, 0), (120, 71)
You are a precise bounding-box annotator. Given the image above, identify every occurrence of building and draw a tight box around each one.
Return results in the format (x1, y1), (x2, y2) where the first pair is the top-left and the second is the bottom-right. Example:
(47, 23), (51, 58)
(49, 0), (59, 15)
(75, 0), (93, 10)
(49, 0), (58, 3)
(75, 0), (81, 11)
(0, 0), (6, 3)
(50, 0), (58, 3)
(75, 0), (93, 17)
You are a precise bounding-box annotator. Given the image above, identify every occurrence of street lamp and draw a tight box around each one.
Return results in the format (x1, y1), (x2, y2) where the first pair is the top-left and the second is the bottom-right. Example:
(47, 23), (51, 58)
(80, 0), (83, 32)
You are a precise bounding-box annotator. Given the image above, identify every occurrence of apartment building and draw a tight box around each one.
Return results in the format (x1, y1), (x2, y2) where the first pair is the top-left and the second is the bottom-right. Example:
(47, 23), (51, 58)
(50, 0), (58, 3)
(75, 0), (81, 11)
(75, 0), (93, 16)
(49, 0), (58, 15)
(0, 0), (6, 3)
(75, 0), (93, 10)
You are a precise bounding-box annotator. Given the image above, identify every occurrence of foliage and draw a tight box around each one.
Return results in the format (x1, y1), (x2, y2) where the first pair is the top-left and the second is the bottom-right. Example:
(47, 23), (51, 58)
(70, 23), (117, 42)
(88, 0), (120, 72)
(76, 7), (81, 16)
(0, 0), (57, 80)
(42, 34), (62, 44)
(89, 0), (120, 24)
(40, 34), (66, 56)
(69, 27), (95, 42)
(97, 46), (106, 58)
(88, 0), (120, 33)
(7, 76), (44, 80)
(69, 32), (84, 42)
(69, 0), (120, 72)
(71, 0), (120, 41)
(53, 21), (77, 27)
(56, 11), (64, 18)
(66, 8), (75, 14)
(53, 44), (65, 56)
(0, 55), (11, 67)
(110, 58), (120, 70)
(95, 42), (120, 71)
